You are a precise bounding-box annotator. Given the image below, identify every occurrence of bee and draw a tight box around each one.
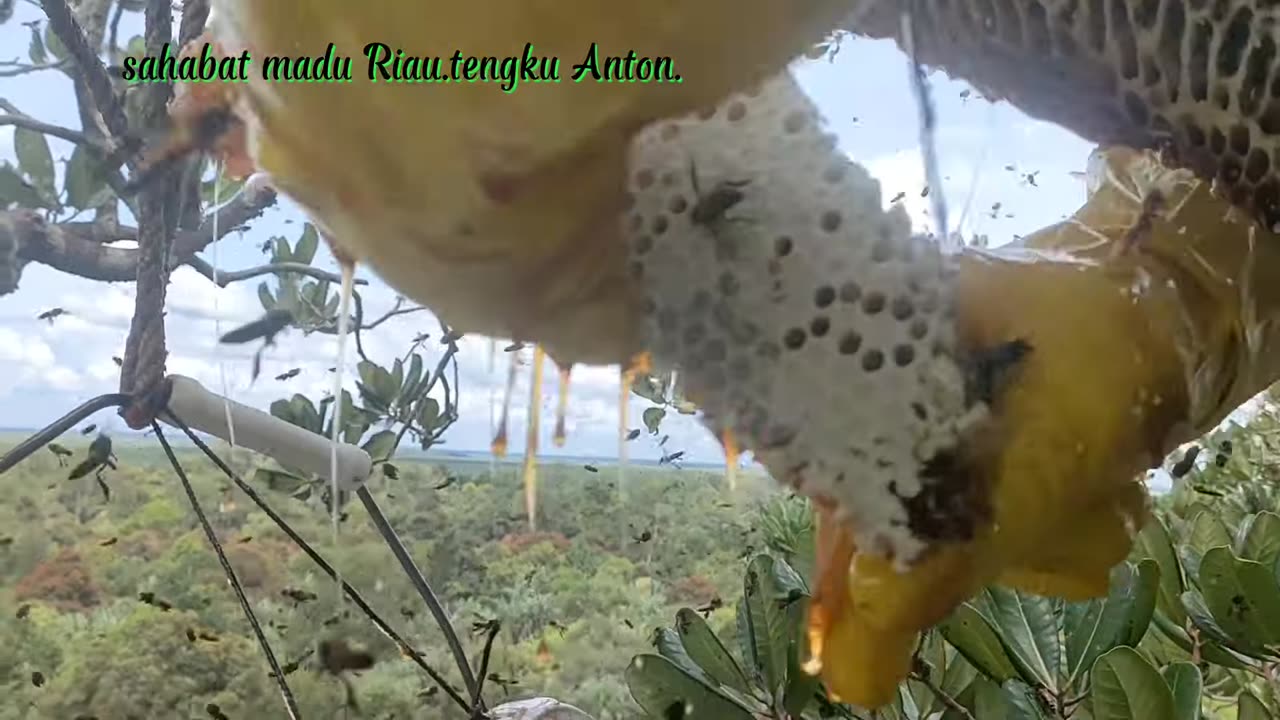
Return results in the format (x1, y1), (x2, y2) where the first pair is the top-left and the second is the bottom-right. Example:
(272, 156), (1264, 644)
(122, 104), (241, 195)
(688, 158), (751, 226)
(1113, 188), (1167, 259)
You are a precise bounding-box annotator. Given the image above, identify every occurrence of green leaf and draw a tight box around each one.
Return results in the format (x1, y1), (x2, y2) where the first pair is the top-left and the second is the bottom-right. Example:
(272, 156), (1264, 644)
(643, 407), (665, 435)
(64, 146), (112, 209)
(739, 555), (790, 697)
(0, 162), (46, 208)
(1125, 559), (1159, 646)
(1149, 607), (1251, 670)
(287, 395), (321, 434)
(1160, 662), (1201, 720)
(653, 627), (714, 685)
(1133, 514), (1187, 624)
(253, 469), (309, 494)
(257, 282), (275, 310)
(1090, 646), (1175, 720)
(14, 127), (55, 198)
(940, 603), (1019, 683)
(272, 236), (291, 263)
(1188, 510), (1233, 554)
(631, 373), (666, 404)
(1180, 590), (1246, 651)
(981, 586), (1061, 691)
(1065, 563), (1127, 684)
(361, 430), (397, 462)
(295, 224), (319, 264)
(416, 398), (441, 431)
(674, 608), (751, 695)
(1238, 691), (1270, 720)
(124, 35), (146, 60)
(1001, 679), (1049, 719)
(1236, 511), (1280, 571)
(43, 26), (68, 61)
(28, 26), (46, 64)
(401, 353), (425, 400)
(625, 654), (755, 720)
(1197, 546), (1280, 655)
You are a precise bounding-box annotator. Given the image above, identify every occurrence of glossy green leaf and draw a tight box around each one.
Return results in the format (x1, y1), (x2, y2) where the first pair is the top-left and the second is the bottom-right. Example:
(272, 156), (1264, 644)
(1188, 511), (1233, 554)
(981, 586), (1061, 691)
(1197, 546), (1280, 655)
(1090, 646), (1175, 720)
(1133, 514), (1187, 624)
(1065, 562), (1147, 685)
(643, 407), (665, 435)
(295, 224), (319, 264)
(1237, 691), (1271, 720)
(738, 555), (789, 696)
(361, 430), (397, 462)
(1237, 511), (1280, 572)
(940, 603), (1019, 683)
(0, 162), (45, 208)
(1001, 679), (1049, 719)
(1160, 662), (1201, 720)
(652, 627), (712, 684)
(625, 654), (755, 720)
(14, 127), (55, 198)
(674, 608), (751, 695)
(1149, 608), (1250, 670)
(64, 145), (111, 209)
(1180, 590), (1247, 652)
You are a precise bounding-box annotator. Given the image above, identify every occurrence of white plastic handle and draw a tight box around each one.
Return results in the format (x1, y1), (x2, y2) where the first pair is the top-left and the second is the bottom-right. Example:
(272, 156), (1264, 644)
(163, 374), (371, 491)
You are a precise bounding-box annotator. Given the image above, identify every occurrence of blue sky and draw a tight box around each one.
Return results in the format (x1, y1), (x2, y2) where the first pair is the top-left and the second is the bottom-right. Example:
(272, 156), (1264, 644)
(0, 7), (1104, 469)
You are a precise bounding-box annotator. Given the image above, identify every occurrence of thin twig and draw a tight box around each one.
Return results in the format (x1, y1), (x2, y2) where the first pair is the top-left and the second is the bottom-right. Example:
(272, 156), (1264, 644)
(151, 421), (301, 720)
(910, 672), (974, 720)
(470, 620), (501, 718)
(0, 59), (70, 77)
(187, 257), (370, 288)
(356, 486), (481, 703)
(165, 411), (473, 713)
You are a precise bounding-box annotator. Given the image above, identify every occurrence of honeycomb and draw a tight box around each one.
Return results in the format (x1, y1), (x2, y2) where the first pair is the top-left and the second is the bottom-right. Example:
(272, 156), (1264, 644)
(624, 72), (994, 565)
(849, 0), (1280, 232)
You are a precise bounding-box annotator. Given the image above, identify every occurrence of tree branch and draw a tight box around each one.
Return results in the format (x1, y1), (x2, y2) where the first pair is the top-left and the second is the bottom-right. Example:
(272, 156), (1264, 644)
(39, 0), (130, 144)
(8, 183), (277, 283)
(0, 112), (101, 149)
(0, 59), (70, 77)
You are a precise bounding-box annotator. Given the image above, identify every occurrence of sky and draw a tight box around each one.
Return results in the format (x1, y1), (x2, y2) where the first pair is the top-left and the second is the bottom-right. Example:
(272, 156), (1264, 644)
(0, 8), (1112, 472)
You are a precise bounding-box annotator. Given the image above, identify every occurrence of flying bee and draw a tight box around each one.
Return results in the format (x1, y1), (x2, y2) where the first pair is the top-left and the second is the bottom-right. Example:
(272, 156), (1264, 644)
(122, 103), (241, 195)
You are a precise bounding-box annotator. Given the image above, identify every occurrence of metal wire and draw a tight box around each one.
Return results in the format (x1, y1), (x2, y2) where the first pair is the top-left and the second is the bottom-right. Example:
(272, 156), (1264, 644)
(0, 393), (131, 475)
(151, 421), (302, 719)
(164, 409), (473, 713)
(357, 485), (483, 706)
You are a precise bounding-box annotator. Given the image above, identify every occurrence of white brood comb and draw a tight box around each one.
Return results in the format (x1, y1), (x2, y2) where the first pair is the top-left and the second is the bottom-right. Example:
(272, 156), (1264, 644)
(623, 71), (990, 566)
